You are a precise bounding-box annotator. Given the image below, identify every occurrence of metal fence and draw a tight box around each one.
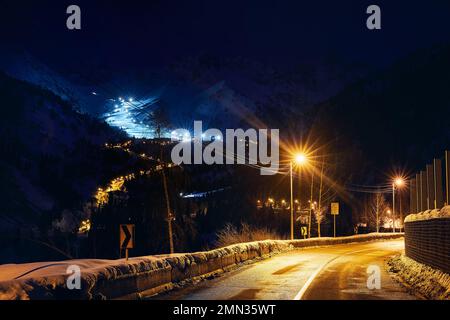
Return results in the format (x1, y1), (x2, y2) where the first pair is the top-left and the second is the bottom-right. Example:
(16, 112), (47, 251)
(404, 218), (450, 274)
(409, 153), (449, 213)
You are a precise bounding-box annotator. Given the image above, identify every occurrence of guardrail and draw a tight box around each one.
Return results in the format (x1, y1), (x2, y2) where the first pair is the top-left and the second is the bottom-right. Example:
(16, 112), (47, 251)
(0, 233), (403, 300)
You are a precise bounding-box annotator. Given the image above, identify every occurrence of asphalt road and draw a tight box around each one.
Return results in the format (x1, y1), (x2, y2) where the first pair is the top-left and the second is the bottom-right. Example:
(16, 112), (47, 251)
(152, 239), (416, 300)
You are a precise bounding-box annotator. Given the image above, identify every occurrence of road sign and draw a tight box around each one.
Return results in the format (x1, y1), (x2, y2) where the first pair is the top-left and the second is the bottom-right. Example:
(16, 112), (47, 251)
(301, 226), (308, 239)
(120, 224), (135, 249)
(331, 202), (339, 215)
(331, 202), (339, 238)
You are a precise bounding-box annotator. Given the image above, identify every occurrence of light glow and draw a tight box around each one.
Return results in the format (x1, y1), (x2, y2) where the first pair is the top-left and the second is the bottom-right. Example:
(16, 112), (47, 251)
(294, 153), (308, 165)
(394, 177), (405, 187)
(103, 96), (166, 138)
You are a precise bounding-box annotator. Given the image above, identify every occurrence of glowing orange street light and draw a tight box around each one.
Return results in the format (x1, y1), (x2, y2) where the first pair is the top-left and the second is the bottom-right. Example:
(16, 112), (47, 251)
(395, 177), (405, 187)
(392, 177), (405, 233)
(294, 153), (308, 166)
(290, 152), (309, 240)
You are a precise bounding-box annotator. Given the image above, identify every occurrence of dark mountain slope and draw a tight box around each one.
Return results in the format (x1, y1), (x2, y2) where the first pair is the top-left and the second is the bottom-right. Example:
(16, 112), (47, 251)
(310, 44), (450, 182)
(0, 71), (124, 235)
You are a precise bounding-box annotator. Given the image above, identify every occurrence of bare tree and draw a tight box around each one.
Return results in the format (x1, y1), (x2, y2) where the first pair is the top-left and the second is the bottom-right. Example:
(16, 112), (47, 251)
(314, 206), (327, 237)
(368, 193), (388, 232)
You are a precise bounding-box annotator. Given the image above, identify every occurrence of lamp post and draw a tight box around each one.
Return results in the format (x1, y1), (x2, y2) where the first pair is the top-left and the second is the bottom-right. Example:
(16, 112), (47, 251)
(392, 183), (395, 233)
(393, 177), (405, 233)
(290, 162), (294, 240)
(290, 153), (308, 240)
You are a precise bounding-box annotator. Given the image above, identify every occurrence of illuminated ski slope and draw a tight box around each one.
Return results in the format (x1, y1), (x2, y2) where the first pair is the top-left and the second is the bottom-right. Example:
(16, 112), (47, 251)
(103, 96), (162, 138)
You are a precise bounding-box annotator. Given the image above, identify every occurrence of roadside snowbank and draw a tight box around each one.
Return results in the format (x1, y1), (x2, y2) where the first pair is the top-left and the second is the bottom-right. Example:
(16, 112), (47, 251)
(0, 233), (403, 300)
(288, 232), (403, 248)
(404, 206), (450, 222)
(388, 255), (450, 300)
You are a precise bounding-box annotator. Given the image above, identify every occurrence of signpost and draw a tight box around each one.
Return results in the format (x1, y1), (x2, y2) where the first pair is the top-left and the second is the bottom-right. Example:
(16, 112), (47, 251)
(301, 226), (308, 239)
(331, 202), (339, 238)
(120, 224), (135, 260)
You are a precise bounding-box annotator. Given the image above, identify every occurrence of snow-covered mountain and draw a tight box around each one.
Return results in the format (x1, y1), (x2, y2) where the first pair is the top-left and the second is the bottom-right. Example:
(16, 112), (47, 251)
(0, 71), (123, 233)
(93, 54), (369, 137)
(166, 55), (369, 130)
(0, 50), (105, 115)
(0, 50), (368, 138)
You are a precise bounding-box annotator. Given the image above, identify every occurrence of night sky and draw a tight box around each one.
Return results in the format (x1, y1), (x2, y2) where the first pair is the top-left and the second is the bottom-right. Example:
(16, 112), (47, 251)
(2, 0), (450, 72)
(1, 0), (450, 267)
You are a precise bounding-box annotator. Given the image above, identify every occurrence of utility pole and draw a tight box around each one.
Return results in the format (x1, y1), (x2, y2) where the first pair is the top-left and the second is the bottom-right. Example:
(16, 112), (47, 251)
(399, 191), (402, 231)
(308, 171), (314, 238)
(158, 125), (174, 254)
(162, 167), (174, 254)
(392, 183), (396, 233)
(290, 161), (294, 240)
(376, 191), (380, 233)
(317, 161), (324, 238)
(291, 153), (308, 240)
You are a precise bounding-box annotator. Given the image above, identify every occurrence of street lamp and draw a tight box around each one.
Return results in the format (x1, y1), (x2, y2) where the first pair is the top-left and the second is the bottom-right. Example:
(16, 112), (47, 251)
(295, 154), (307, 165)
(290, 153), (308, 240)
(392, 177), (405, 233)
(395, 178), (404, 188)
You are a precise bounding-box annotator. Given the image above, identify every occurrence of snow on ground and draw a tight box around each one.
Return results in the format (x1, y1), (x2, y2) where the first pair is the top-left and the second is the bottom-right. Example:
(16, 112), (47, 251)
(404, 206), (450, 222)
(388, 255), (450, 300)
(0, 255), (176, 300)
(0, 234), (403, 300)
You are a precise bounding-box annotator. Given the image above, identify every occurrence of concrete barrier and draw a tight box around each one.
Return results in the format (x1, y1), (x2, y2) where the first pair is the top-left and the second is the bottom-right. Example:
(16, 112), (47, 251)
(0, 233), (403, 300)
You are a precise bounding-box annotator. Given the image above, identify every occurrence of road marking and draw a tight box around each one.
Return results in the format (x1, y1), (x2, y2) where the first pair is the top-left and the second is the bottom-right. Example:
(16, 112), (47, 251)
(293, 248), (375, 300)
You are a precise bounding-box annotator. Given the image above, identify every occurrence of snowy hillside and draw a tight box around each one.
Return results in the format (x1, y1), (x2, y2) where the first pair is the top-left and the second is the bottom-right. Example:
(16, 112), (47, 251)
(0, 71), (123, 237)
(0, 50), (104, 115)
(0, 50), (367, 138)
(95, 54), (368, 137)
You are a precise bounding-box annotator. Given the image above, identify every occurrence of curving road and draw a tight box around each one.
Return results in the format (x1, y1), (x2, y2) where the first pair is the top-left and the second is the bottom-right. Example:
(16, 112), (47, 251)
(152, 239), (417, 300)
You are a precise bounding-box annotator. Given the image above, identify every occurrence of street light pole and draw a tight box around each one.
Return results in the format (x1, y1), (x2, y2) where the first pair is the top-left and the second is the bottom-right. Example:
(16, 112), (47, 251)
(290, 152), (308, 240)
(290, 161), (294, 240)
(392, 177), (405, 233)
(392, 183), (396, 233)
(308, 171), (314, 238)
